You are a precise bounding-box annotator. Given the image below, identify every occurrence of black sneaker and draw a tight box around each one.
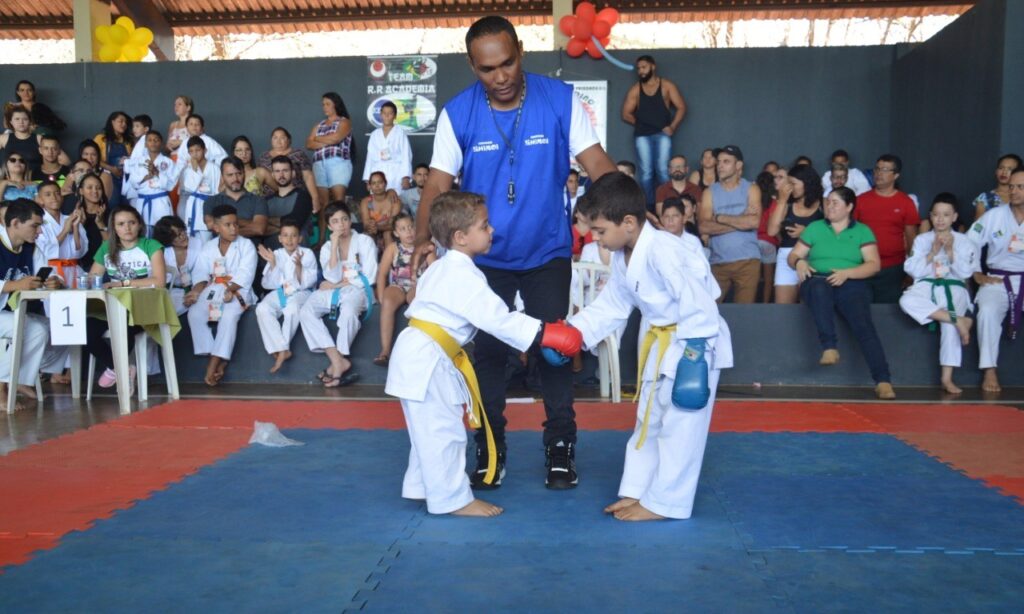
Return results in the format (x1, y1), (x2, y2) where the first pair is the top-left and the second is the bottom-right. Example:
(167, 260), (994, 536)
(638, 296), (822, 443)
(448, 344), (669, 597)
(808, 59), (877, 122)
(469, 446), (506, 490)
(545, 440), (578, 490)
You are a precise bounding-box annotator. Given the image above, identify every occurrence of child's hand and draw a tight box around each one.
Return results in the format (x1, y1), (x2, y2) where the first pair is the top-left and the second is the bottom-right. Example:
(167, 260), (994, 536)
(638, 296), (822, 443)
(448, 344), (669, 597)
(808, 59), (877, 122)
(318, 280), (334, 291)
(257, 244), (275, 267)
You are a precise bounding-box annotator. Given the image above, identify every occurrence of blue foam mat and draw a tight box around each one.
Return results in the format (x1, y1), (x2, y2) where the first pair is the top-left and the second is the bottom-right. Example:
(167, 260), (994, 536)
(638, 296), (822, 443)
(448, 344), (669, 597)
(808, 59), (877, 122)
(2, 430), (1023, 612)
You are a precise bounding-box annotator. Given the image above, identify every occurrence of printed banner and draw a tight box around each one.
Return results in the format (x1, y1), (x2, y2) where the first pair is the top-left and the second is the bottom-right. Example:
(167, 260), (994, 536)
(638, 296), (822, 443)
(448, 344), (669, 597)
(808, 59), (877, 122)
(366, 55), (439, 135)
(567, 80), (608, 152)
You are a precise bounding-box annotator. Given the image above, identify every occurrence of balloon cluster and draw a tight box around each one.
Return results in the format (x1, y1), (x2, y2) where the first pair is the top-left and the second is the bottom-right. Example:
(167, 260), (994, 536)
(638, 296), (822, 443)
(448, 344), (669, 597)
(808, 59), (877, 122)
(95, 16), (154, 63)
(559, 3), (620, 59)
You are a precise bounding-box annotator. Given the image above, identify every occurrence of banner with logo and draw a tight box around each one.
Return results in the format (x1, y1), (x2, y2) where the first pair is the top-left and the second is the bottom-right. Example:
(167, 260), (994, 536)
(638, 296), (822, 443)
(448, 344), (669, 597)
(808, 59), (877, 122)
(567, 80), (608, 151)
(366, 55), (439, 135)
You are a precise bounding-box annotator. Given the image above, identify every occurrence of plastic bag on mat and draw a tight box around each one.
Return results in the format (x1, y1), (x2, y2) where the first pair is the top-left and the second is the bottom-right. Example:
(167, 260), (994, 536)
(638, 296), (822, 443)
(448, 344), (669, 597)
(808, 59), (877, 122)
(249, 421), (304, 447)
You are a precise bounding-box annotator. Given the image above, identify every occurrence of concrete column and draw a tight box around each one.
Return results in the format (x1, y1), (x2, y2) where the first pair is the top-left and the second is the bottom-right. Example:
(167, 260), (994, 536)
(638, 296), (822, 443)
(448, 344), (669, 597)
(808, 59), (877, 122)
(73, 0), (111, 62)
(553, 0), (573, 50)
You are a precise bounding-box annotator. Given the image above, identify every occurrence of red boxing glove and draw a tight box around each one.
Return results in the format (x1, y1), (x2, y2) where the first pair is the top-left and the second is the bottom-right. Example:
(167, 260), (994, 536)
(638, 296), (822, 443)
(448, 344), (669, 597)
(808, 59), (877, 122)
(541, 320), (583, 357)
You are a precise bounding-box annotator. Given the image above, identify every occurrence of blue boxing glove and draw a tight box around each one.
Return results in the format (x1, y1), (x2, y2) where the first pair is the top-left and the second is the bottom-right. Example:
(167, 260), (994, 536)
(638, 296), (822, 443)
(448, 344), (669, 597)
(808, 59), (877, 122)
(672, 338), (710, 411)
(539, 321), (583, 366)
(541, 347), (570, 366)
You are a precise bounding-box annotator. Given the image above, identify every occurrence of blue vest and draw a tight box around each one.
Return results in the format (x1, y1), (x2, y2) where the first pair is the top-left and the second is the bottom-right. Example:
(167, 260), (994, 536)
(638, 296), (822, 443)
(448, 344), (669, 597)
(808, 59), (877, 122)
(0, 236), (35, 300)
(444, 72), (573, 270)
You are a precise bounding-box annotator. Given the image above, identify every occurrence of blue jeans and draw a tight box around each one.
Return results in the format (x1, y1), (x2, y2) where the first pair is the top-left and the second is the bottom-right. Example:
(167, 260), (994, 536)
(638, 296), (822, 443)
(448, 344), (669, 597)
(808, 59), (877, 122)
(800, 276), (892, 383)
(634, 132), (671, 207)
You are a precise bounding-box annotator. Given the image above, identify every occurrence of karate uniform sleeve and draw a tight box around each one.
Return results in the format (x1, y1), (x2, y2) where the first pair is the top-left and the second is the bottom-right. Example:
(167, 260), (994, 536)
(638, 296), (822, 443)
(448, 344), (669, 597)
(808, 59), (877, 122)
(233, 240), (258, 292)
(903, 234), (932, 280)
(300, 248), (318, 290)
(568, 93), (601, 158)
(658, 256), (721, 342)
(158, 158), (178, 192)
(462, 280), (542, 352)
(128, 164), (149, 191)
(319, 243), (343, 283)
(192, 245), (211, 284)
(952, 234), (981, 279)
(966, 211), (989, 249)
(205, 137), (228, 167)
(396, 127), (413, 181)
(362, 130), (382, 182)
(568, 270), (636, 351)
(429, 109), (462, 177)
(356, 236), (379, 287)
(261, 253), (284, 290)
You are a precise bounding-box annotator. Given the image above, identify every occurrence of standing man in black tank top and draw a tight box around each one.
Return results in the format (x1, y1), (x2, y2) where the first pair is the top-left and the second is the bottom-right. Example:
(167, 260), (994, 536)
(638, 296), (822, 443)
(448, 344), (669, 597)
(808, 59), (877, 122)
(621, 55), (687, 210)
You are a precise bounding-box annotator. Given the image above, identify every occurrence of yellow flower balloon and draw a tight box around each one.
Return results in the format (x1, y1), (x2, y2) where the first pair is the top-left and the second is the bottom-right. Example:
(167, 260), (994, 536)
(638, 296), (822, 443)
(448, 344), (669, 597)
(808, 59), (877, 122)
(108, 24), (129, 45)
(94, 16), (150, 62)
(115, 16), (136, 34)
(130, 27), (154, 48)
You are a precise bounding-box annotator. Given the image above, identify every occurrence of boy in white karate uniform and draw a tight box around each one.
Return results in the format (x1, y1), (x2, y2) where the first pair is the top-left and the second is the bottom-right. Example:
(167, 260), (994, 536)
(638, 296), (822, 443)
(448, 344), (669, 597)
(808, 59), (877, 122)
(967, 167), (1024, 393)
(567, 172), (733, 521)
(178, 136), (220, 244)
(385, 191), (582, 516)
(184, 204), (257, 386)
(173, 114), (227, 172)
(899, 194), (978, 394)
(299, 202), (377, 388)
(363, 101), (413, 194)
(256, 219), (318, 373)
(129, 131), (176, 237)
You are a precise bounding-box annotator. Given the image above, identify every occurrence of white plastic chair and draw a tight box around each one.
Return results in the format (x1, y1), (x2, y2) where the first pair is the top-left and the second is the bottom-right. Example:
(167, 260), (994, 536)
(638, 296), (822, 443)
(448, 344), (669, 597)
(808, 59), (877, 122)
(86, 330), (150, 401)
(0, 338), (44, 402)
(569, 261), (621, 402)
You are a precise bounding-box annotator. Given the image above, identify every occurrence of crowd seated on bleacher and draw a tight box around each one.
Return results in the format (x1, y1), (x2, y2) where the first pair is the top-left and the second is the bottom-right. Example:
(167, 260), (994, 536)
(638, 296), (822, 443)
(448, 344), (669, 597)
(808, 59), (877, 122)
(0, 78), (1022, 408)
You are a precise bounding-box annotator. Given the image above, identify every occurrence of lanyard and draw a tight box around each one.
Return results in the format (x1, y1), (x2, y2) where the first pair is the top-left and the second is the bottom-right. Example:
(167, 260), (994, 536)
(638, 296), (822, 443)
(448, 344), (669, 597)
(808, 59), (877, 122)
(484, 81), (526, 206)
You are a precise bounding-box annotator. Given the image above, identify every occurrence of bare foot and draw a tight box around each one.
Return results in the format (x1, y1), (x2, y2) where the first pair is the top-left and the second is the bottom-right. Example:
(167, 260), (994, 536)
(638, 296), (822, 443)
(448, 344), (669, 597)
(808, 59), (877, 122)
(613, 502), (668, 522)
(941, 380), (963, 395)
(603, 497), (638, 514)
(50, 371), (71, 385)
(451, 499), (503, 517)
(269, 350), (292, 373)
(204, 358), (220, 387)
(214, 359), (228, 382)
(0, 384), (24, 412)
(982, 369), (1001, 393)
(956, 316), (973, 346)
(17, 384), (36, 399)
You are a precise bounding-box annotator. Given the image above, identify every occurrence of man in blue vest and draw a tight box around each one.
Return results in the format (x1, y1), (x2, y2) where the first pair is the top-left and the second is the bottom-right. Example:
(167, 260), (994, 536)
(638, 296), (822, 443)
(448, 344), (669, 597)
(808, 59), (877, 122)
(414, 16), (616, 490)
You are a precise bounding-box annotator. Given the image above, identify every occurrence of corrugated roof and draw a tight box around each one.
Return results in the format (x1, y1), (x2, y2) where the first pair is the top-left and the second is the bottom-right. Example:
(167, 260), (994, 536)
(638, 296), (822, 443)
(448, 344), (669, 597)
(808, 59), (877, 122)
(0, 0), (975, 39)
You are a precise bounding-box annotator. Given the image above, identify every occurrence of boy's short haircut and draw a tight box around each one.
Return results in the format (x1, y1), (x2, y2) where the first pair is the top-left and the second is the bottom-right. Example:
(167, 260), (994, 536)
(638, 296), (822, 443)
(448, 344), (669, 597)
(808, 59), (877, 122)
(146, 129), (164, 141)
(279, 218), (302, 233)
(324, 201), (351, 221)
(567, 169), (579, 179)
(661, 197), (684, 216)
(616, 160), (636, 175)
(211, 204), (237, 220)
(575, 171), (646, 224)
(186, 136), (205, 150)
(36, 180), (60, 195)
(133, 114), (153, 130)
(5, 198), (43, 226)
(153, 215), (186, 247)
(186, 113), (205, 128)
(930, 192), (960, 211)
(380, 100), (398, 115)
(414, 162), (430, 173)
(39, 134), (61, 147)
(430, 191), (484, 249)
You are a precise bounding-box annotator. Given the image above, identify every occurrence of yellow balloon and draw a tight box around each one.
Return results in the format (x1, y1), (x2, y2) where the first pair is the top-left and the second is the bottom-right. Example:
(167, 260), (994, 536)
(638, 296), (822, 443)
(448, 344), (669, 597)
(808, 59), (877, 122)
(98, 43), (120, 63)
(109, 24), (129, 45)
(115, 16), (136, 34)
(130, 27), (154, 48)
(123, 45), (147, 62)
(95, 25), (111, 45)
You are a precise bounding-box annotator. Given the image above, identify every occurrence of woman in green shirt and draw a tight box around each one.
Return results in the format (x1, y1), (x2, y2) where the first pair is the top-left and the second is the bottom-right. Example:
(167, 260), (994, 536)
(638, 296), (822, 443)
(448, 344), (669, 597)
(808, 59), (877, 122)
(86, 205), (167, 390)
(787, 187), (895, 399)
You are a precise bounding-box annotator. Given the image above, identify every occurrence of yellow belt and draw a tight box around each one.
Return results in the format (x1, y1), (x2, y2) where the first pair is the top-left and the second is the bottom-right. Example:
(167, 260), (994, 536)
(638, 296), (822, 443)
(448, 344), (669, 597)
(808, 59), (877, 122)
(633, 324), (677, 450)
(408, 317), (498, 485)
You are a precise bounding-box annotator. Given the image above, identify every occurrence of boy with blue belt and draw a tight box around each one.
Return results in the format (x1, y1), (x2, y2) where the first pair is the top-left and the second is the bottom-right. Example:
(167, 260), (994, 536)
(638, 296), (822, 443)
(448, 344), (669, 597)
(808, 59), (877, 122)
(567, 172), (733, 521)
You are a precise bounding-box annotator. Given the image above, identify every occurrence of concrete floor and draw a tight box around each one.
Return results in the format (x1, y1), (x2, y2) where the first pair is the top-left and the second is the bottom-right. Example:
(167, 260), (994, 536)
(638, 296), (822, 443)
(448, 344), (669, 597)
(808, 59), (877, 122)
(3, 381), (1022, 457)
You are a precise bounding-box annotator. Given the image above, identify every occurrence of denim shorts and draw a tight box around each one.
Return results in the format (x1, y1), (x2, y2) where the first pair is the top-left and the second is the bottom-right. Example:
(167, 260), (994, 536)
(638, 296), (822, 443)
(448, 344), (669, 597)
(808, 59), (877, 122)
(313, 156), (353, 189)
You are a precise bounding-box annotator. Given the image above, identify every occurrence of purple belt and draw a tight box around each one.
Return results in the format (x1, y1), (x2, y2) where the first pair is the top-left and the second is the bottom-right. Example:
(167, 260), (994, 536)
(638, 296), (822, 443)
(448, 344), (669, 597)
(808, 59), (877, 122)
(989, 268), (1024, 339)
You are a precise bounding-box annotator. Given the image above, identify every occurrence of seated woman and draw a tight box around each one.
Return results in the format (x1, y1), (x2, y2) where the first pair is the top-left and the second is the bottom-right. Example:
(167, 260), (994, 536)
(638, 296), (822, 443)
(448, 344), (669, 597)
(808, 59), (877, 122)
(153, 215), (200, 315)
(84, 205), (166, 390)
(0, 153), (37, 201)
(787, 186), (895, 400)
(229, 135), (272, 196)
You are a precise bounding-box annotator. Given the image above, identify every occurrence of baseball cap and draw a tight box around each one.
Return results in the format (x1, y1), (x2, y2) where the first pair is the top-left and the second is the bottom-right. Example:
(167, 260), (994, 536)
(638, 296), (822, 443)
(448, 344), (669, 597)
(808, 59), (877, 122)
(718, 145), (743, 161)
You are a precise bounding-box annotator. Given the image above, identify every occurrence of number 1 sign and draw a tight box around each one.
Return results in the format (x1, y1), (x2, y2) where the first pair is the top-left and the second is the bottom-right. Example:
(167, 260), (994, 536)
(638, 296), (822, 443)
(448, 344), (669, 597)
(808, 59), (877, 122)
(49, 291), (87, 345)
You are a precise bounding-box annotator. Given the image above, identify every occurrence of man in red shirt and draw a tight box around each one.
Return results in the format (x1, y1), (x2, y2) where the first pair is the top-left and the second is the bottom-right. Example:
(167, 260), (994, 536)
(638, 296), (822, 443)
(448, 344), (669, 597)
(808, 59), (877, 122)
(853, 154), (920, 302)
(654, 154), (702, 217)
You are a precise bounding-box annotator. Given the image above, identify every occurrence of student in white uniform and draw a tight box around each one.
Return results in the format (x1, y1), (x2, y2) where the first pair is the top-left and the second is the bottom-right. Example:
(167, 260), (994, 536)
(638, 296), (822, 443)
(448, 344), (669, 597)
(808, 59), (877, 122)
(899, 194), (979, 395)
(128, 130), (177, 237)
(178, 136), (220, 244)
(184, 204), (257, 387)
(363, 101), (413, 194)
(967, 167), (1024, 393)
(299, 202), (378, 388)
(385, 191), (582, 516)
(256, 219), (317, 373)
(153, 216), (201, 316)
(173, 113), (227, 172)
(567, 172), (733, 521)
(35, 180), (87, 277)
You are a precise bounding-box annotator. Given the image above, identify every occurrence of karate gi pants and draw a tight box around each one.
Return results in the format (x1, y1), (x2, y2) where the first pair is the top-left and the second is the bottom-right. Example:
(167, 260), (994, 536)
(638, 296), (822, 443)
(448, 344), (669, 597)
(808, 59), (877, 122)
(299, 287), (366, 354)
(0, 312), (66, 385)
(976, 280), (1019, 369)
(399, 361), (474, 515)
(187, 288), (245, 360)
(899, 282), (972, 367)
(255, 290), (310, 355)
(618, 367), (720, 520)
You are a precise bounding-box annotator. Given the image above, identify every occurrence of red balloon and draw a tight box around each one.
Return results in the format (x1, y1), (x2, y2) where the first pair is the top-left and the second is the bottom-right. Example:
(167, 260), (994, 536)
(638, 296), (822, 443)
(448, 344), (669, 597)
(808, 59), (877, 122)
(576, 2), (597, 22)
(559, 15), (576, 37)
(596, 7), (620, 26)
(572, 18), (593, 40)
(600, 36), (611, 47)
(592, 20), (611, 39)
(566, 38), (587, 58)
(585, 39), (603, 60)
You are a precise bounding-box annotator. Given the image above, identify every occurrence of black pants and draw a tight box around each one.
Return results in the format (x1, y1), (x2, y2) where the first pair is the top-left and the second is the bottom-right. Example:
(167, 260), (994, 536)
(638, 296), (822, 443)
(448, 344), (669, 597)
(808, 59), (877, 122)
(866, 264), (906, 304)
(85, 317), (143, 372)
(473, 257), (575, 450)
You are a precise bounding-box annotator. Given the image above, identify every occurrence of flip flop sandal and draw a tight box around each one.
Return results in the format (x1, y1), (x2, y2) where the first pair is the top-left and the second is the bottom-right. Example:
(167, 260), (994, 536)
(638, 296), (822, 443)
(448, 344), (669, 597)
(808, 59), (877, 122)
(373, 355), (390, 367)
(336, 372), (360, 387)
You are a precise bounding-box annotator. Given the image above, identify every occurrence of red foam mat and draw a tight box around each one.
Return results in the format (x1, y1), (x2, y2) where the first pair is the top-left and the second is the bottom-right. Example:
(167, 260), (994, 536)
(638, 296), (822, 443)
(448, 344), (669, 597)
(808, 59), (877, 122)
(846, 403), (1024, 434)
